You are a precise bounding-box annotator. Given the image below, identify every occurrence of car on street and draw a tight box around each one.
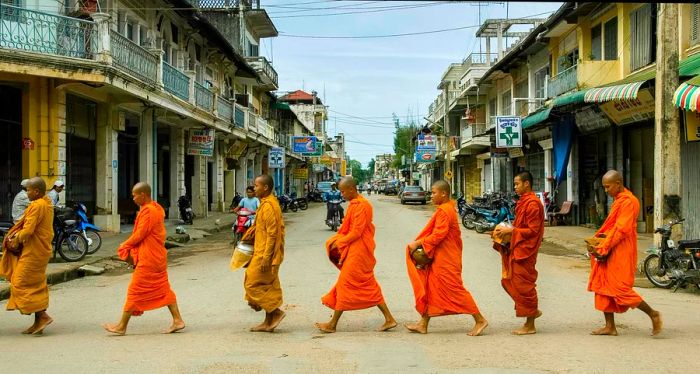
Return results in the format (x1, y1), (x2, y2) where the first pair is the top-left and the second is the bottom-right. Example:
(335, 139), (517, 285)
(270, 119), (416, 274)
(400, 186), (427, 204)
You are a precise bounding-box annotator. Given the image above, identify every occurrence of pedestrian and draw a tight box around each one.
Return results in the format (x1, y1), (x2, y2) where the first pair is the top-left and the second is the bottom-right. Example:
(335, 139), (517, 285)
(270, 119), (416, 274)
(11, 179), (30, 223)
(0, 177), (55, 335)
(315, 177), (397, 333)
(47, 180), (64, 206)
(587, 170), (662, 336)
(492, 171), (544, 335)
(241, 174), (286, 332)
(103, 182), (185, 335)
(405, 180), (488, 336)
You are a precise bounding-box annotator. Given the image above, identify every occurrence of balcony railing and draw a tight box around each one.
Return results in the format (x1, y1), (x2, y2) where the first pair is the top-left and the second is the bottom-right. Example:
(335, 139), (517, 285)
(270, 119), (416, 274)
(217, 96), (233, 121)
(194, 82), (214, 110)
(110, 30), (157, 84)
(248, 111), (258, 132)
(245, 56), (278, 88)
(462, 52), (497, 67)
(0, 3), (95, 59)
(234, 104), (246, 128)
(547, 64), (578, 98)
(186, 0), (258, 9)
(163, 61), (189, 101)
(256, 117), (274, 140)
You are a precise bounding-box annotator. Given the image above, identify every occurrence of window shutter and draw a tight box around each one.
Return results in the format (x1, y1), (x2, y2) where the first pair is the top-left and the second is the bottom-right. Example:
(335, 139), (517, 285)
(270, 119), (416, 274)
(692, 4), (700, 44)
(604, 17), (618, 60)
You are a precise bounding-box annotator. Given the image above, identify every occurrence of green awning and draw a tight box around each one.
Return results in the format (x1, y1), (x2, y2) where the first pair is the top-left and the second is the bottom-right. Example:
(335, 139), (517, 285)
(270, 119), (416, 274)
(273, 102), (291, 110)
(680, 52), (700, 77)
(551, 90), (588, 107)
(522, 107), (552, 129)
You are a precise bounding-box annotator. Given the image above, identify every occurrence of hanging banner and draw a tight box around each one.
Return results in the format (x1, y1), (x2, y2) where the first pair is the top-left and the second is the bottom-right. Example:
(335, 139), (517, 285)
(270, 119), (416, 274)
(292, 168), (309, 179)
(292, 136), (318, 154)
(416, 134), (437, 151)
(685, 111), (700, 142)
(188, 129), (215, 156)
(341, 159), (347, 176)
(268, 147), (285, 168)
(599, 89), (655, 126)
(495, 116), (522, 148)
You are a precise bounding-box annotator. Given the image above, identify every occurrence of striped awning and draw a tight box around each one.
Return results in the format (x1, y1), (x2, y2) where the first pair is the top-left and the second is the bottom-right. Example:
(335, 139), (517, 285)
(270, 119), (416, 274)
(584, 81), (645, 103)
(674, 77), (700, 112)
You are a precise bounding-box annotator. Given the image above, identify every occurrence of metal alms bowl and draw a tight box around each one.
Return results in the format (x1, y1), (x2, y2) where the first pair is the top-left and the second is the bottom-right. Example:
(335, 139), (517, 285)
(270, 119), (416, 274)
(411, 245), (433, 268)
(230, 241), (254, 271)
(235, 241), (254, 256)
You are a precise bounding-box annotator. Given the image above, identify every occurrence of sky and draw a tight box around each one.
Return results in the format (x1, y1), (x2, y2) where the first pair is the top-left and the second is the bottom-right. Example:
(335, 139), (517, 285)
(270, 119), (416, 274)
(261, 1), (563, 166)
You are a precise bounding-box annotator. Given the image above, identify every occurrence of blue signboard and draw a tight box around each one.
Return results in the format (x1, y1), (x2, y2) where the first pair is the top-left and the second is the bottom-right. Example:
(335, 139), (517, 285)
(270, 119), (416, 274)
(415, 151), (437, 163)
(292, 136), (318, 154)
(416, 134), (437, 151)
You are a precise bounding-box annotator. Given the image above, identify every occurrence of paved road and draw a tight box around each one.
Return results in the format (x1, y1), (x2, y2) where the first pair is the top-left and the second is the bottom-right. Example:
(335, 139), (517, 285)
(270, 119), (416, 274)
(1, 194), (698, 373)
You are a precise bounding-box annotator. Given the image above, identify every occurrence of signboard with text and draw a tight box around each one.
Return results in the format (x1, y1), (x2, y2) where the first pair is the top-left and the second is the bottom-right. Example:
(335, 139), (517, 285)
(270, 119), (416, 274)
(292, 136), (318, 154)
(416, 134), (437, 151)
(292, 168), (309, 179)
(685, 111), (700, 142)
(599, 89), (655, 126)
(495, 116), (522, 148)
(188, 129), (215, 156)
(268, 147), (285, 168)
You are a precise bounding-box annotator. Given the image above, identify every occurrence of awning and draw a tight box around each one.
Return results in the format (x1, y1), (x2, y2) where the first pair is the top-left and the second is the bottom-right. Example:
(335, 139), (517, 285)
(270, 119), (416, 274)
(674, 75), (700, 112)
(522, 107), (552, 129)
(273, 102), (291, 110)
(521, 90), (586, 129)
(584, 81), (645, 103)
(551, 90), (587, 107)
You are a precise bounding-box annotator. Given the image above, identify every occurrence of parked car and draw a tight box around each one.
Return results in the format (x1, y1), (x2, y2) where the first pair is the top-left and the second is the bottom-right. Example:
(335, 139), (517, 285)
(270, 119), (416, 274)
(384, 182), (398, 195)
(400, 186), (427, 205)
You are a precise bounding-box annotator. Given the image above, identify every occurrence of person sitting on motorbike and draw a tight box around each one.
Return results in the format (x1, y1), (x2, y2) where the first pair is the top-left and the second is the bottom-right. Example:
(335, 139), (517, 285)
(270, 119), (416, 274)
(324, 183), (344, 225)
(234, 186), (260, 214)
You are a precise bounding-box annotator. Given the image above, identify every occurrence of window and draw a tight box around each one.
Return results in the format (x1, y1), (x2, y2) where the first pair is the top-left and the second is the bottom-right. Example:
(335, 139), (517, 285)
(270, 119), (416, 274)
(489, 98), (497, 119)
(501, 90), (512, 116)
(692, 4), (700, 45)
(126, 21), (135, 42)
(590, 24), (602, 61)
(515, 80), (528, 116)
(557, 49), (578, 73)
(534, 66), (549, 99)
(247, 40), (259, 57)
(1, 0), (22, 21)
(630, 4), (656, 71)
(604, 17), (618, 60)
(139, 25), (148, 47)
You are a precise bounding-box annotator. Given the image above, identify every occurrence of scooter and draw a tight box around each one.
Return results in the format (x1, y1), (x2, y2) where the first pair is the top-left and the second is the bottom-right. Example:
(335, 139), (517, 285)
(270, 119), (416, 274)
(326, 199), (343, 232)
(231, 208), (255, 246)
(73, 202), (102, 254)
(294, 196), (309, 210)
(229, 192), (243, 212)
(473, 198), (516, 234)
(178, 195), (195, 224)
(643, 218), (700, 290)
(278, 194), (298, 212)
(307, 189), (324, 203)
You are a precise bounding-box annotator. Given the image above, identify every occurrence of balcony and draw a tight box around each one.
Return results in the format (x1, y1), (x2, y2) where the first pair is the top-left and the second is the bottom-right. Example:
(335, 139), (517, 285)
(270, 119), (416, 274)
(245, 56), (278, 90)
(547, 64), (578, 98)
(163, 61), (190, 101)
(234, 104), (246, 128)
(217, 96), (233, 122)
(194, 82), (214, 110)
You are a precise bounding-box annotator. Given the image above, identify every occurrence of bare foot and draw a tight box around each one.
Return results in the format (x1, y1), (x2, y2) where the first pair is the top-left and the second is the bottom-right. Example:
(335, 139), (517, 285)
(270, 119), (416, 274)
(404, 322), (427, 334)
(250, 322), (269, 332)
(265, 310), (286, 332)
(376, 320), (397, 332)
(535, 310), (543, 319)
(32, 316), (53, 335)
(651, 311), (663, 336)
(102, 323), (126, 336)
(511, 325), (536, 335)
(468, 320), (488, 336)
(314, 322), (336, 333)
(163, 320), (186, 334)
(22, 324), (39, 335)
(590, 326), (618, 336)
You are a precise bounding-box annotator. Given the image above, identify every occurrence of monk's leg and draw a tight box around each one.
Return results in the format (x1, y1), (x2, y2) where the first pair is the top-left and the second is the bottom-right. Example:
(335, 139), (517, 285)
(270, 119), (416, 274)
(163, 303), (186, 334)
(250, 312), (273, 332)
(591, 312), (618, 336)
(315, 310), (343, 333)
(23, 310), (53, 335)
(468, 313), (489, 336)
(102, 312), (132, 335)
(636, 300), (662, 336)
(376, 303), (397, 332)
(404, 315), (430, 334)
(512, 310), (541, 335)
(264, 308), (286, 332)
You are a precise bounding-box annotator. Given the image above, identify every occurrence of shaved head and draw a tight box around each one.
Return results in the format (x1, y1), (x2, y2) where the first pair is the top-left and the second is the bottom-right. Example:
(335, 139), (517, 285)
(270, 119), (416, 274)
(338, 177), (357, 190)
(27, 177), (46, 194)
(601, 169), (624, 198)
(256, 174), (274, 189)
(133, 182), (151, 195)
(602, 170), (623, 184)
(254, 174), (274, 198)
(338, 176), (359, 201)
(432, 180), (451, 196)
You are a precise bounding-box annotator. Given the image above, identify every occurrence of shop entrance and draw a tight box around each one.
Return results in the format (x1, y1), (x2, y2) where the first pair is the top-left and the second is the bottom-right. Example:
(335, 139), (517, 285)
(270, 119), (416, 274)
(0, 85), (22, 221)
(65, 94), (97, 215)
(117, 112), (140, 224)
(578, 131), (609, 226)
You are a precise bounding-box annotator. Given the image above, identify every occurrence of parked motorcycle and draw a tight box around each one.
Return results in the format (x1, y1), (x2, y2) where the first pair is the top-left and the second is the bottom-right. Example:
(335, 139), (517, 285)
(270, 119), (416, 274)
(178, 195), (195, 224)
(278, 194), (298, 212)
(473, 198), (516, 234)
(231, 208), (255, 246)
(53, 207), (89, 262)
(295, 197), (309, 210)
(307, 189), (324, 203)
(643, 218), (700, 290)
(74, 202), (102, 254)
(326, 199), (343, 232)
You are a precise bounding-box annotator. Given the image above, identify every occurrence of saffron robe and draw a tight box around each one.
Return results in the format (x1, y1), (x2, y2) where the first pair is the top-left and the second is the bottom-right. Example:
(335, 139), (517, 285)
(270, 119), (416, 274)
(587, 188), (643, 313)
(407, 200), (480, 316)
(244, 195), (285, 312)
(117, 201), (177, 316)
(494, 192), (544, 317)
(1, 196), (54, 314)
(322, 195), (385, 311)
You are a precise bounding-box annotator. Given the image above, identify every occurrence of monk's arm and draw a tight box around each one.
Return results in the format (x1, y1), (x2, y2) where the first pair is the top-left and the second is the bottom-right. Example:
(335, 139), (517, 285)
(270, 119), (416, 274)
(120, 208), (152, 249)
(597, 199), (636, 256)
(261, 207), (279, 263)
(420, 210), (449, 255)
(335, 204), (366, 248)
(512, 201), (544, 260)
(16, 204), (44, 243)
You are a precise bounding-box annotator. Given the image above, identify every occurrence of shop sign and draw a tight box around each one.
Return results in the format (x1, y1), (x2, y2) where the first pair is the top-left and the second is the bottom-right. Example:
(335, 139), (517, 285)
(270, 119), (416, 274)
(188, 129), (215, 156)
(508, 147), (525, 158)
(490, 146), (509, 158)
(416, 134), (437, 151)
(599, 89), (655, 126)
(320, 155), (333, 166)
(268, 147), (285, 168)
(22, 137), (35, 150)
(415, 151), (437, 163)
(292, 168), (309, 179)
(312, 164), (325, 172)
(341, 159), (347, 176)
(685, 111), (700, 142)
(292, 136), (318, 154)
(575, 106), (611, 134)
(495, 116), (522, 148)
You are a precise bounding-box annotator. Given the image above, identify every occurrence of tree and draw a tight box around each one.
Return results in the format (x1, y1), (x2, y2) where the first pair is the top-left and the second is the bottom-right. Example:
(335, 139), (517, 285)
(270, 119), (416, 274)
(367, 158), (376, 178)
(348, 159), (370, 183)
(392, 112), (419, 169)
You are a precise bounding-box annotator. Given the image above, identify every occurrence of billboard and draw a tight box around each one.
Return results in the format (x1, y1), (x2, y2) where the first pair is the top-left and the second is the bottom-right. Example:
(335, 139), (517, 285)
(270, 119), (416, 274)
(292, 136), (318, 154)
(188, 129), (215, 156)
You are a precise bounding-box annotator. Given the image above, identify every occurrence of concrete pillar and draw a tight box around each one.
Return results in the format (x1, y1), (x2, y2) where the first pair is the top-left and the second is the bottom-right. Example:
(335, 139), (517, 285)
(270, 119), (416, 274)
(139, 108), (155, 194)
(210, 141), (224, 212)
(192, 155), (208, 217)
(255, 151), (264, 176)
(169, 128), (185, 219)
(539, 139), (554, 195)
(91, 13), (112, 64)
(94, 104), (120, 232)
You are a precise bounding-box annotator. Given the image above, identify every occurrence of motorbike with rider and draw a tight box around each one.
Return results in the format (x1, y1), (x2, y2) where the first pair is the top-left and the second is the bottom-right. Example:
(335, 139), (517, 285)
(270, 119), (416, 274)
(231, 186), (260, 245)
(324, 183), (344, 228)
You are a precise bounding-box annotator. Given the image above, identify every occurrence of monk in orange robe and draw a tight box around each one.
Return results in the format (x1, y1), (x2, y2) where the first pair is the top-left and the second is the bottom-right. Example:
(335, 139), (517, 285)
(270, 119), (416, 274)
(315, 177), (397, 333)
(243, 174), (286, 332)
(587, 170), (662, 336)
(405, 180), (488, 336)
(103, 182), (185, 335)
(492, 171), (544, 335)
(1, 177), (55, 335)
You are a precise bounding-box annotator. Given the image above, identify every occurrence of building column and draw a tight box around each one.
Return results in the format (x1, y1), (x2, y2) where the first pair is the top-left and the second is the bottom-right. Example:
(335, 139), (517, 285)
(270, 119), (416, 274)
(139, 108), (155, 196)
(211, 141), (224, 212)
(255, 151), (264, 176)
(192, 155), (208, 217)
(94, 104), (120, 232)
(52, 83), (68, 203)
(169, 128), (185, 219)
(538, 139), (554, 195)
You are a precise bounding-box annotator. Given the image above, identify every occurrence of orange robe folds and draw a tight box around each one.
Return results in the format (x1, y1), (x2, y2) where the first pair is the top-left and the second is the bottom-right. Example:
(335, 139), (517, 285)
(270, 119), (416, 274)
(407, 200), (479, 316)
(118, 201), (177, 316)
(244, 195), (285, 312)
(0, 196), (54, 314)
(322, 195), (385, 311)
(587, 188), (643, 313)
(494, 192), (544, 318)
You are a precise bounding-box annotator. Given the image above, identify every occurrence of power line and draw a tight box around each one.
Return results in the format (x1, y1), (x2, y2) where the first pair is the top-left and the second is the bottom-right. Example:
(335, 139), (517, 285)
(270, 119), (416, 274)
(269, 2), (445, 17)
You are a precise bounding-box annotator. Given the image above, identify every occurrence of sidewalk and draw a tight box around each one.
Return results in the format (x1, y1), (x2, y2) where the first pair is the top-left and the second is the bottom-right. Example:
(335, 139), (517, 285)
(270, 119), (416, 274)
(543, 224), (654, 259)
(0, 211), (236, 301)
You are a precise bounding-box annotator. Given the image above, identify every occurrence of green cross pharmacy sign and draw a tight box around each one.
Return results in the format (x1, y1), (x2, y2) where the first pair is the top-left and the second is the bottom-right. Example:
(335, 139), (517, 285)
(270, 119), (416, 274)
(495, 116), (523, 148)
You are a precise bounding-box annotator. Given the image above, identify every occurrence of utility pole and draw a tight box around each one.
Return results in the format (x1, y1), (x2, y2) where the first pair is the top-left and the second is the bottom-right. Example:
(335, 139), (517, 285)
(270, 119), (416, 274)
(444, 88), (453, 189)
(654, 3), (681, 242)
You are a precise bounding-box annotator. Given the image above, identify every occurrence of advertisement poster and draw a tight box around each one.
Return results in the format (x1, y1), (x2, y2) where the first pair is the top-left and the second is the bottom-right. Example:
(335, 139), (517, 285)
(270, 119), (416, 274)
(292, 136), (318, 154)
(416, 134), (437, 151)
(188, 129), (215, 156)
(415, 151), (437, 163)
(599, 89), (655, 126)
(293, 168), (309, 179)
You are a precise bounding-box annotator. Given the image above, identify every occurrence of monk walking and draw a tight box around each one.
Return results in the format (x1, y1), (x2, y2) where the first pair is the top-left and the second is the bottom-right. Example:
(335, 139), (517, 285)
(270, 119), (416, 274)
(243, 174), (286, 332)
(1, 177), (55, 335)
(587, 170), (662, 336)
(492, 171), (544, 335)
(316, 177), (397, 333)
(103, 182), (185, 335)
(405, 180), (488, 336)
